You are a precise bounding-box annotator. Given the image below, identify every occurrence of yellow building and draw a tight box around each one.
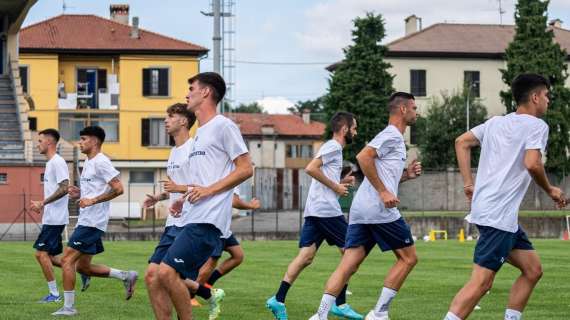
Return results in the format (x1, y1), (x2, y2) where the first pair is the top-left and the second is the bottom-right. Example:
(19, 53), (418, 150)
(18, 6), (207, 219)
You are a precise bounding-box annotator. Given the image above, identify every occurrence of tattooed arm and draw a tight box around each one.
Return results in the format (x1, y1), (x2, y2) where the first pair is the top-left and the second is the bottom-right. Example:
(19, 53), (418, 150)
(78, 175), (124, 208)
(30, 179), (70, 213)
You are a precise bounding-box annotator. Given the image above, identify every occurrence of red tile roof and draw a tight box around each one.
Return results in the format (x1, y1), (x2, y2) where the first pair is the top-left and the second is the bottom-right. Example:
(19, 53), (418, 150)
(225, 113), (325, 138)
(19, 14), (208, 56)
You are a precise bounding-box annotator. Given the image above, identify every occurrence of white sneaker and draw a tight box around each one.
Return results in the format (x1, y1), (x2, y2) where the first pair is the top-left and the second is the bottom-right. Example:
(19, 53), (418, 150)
(308, 314), (322, 320)
(51, 306), (78, 316)
(365, 310), (389, 320)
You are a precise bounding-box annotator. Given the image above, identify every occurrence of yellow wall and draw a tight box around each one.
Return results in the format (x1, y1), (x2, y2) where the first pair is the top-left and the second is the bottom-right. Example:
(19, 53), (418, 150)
(20, 54), (59, 129)
(21, 53), (200, 161)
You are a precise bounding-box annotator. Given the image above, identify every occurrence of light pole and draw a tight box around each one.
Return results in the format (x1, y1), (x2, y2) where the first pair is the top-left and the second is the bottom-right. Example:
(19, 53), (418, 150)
(466, 80), (479, 131)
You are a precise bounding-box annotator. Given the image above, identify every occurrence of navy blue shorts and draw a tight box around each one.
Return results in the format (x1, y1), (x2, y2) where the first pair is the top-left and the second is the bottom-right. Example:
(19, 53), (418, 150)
(68, 225), (105, 255)
(162, 223), (222, 280)
(148, 226), (184, 264)
(211, 234), (241, 258)
(299, 216), (347, 249)
(345, 218), (414, 253)
(474, 225), (534, 272)
(33, 225), (65, 256)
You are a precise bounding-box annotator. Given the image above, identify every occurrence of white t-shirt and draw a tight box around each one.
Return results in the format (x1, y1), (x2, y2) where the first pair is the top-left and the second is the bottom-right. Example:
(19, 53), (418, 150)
(77, 153), (120, 231)
(165, 138), (194, 228)
(222, 186), (242, 239)
(42, 154), (70, 225)
(467, 113), (549, 232)
(184, 115), (248, 236)
(304, 139), (343, 218)
(350, 125), (406, 224)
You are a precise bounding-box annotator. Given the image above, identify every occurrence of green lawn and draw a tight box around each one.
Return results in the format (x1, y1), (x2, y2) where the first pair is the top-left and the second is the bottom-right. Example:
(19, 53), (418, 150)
(1, 240), (569, 319)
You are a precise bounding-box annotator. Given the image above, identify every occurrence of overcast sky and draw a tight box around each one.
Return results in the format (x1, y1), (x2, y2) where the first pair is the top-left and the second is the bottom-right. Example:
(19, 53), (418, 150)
(23, 0), (570, 113)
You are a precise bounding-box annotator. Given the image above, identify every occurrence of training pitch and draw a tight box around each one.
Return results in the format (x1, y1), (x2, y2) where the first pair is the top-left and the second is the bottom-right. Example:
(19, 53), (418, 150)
(1, 240), (569, 319)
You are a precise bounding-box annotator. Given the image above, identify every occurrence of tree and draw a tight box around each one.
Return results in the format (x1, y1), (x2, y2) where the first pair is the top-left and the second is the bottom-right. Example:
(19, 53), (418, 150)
(415, 90), (487, 169)
(230, 102), (265, 113)
(499, 0), (570, 173)
(323, 12), (394, 161)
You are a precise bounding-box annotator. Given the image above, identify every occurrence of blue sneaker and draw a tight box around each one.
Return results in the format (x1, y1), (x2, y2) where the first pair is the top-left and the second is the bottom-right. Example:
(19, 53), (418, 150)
(266, 296), (288, 320)
(80, 273), (91, 292)
(331, 304), (364, 319)
(38, 293), (61, 303)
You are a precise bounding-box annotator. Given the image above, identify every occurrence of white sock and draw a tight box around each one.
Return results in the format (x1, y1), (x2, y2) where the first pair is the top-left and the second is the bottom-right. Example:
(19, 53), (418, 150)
(109, 268), (127, 280)
(444, 311), (462, 320)
(373, 287), (397, 316)
(316, 293), (336, 319)
(63, 290), (75, 309)
(505, 309), (522, 320)
(47, 280), (59, 296)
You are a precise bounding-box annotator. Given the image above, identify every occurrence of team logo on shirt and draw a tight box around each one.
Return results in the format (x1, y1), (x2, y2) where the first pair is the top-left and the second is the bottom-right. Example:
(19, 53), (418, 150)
(80, 177), (92, 182)
(189, 150), (206, 158)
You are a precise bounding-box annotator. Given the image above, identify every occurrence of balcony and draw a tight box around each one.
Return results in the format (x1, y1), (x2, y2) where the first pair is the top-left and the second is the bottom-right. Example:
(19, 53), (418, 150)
(58, 70), (120, 110)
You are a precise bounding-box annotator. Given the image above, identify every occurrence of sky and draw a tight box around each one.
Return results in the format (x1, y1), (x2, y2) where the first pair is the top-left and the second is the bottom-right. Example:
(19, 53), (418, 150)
(23, 0), (570, 114)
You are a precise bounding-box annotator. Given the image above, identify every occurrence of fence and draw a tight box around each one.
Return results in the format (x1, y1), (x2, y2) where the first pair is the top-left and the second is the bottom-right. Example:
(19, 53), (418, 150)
(1, 168), (569, 241)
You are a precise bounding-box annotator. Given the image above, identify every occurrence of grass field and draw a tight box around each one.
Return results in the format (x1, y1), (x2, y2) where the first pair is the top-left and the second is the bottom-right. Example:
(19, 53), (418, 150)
(1, 240), (569, 319)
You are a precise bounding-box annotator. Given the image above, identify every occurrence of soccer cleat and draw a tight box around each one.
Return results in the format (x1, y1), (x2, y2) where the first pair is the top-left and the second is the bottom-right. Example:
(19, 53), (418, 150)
(364, 311), (389, 320)
(266, 296), (288, 320)
(191, 297), (202, 307)
(123, 270), (138, 300)
(39, 293), (61, 303)
(207, 288), (225, 320)
(80, 273), (91, 292)
(331, 304), (364, 319)
(51, 306), (78, 316)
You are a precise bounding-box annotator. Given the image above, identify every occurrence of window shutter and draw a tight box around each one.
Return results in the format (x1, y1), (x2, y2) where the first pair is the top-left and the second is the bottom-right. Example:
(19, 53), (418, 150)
(158, 69), (169, 96)
(77, 69), (87, 83)
(141, 118), (150, 146)
(142, 69), (151, 96)
(97, 69), (107, 90)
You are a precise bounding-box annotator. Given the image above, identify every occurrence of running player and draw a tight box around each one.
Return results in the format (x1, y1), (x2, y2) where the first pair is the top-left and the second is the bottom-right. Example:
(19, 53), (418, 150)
(443, 74), (567, 320)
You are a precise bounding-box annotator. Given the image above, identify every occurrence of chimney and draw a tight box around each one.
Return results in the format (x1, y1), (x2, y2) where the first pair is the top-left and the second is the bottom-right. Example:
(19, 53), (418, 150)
(130, 16), (140, 39)
(302, 108), (310, 124)
(405, 14), (421, 35)
(110, 4), (129, 25)
(549, 19), (562, 28)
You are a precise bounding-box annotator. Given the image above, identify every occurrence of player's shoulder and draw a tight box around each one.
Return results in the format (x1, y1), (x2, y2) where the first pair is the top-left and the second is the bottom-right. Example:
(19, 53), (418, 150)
(321, 139), (342, 152)
(373, 125), (402, 144)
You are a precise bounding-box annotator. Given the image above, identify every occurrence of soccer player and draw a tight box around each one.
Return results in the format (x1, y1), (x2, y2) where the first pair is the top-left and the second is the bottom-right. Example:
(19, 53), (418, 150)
(186, 188), (260, 318)
(443, 74), (567, 320)
(31, 129), (69, 303)
(52, 126), (138, 316)
(310, 92), (422, 320)
(142, 103), (196, 319)
(267, 112), (361, 320)
(158, 72), (253, 320)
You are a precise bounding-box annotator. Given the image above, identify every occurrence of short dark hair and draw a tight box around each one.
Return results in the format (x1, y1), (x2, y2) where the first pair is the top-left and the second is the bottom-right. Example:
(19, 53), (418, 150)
(167, 103), (196, 129)
(388, 92), (415, 113)
(512, 73), (550, 105)
(188, 72), (226, 104)
(39, 128), (60, 142)
(330, 111), (355, 133)
(79, 125), (106, 144)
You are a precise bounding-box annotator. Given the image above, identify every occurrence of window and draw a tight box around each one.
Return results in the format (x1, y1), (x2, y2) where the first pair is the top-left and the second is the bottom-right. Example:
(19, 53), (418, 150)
(59, 113), (119, 142)
(286, 144), (313, 158)
(142, 68), (169, 97)
(40, 173), (45, 183)
(129, 170), (154, 184)
(141, 118), (174, 147)
(29, 117), (37, 131)
(410, 125), (418, 145)
(464, 71), (480, 98)
(410, 70), (426, 97)
(0, 173), (6, 184)
(19, 66), (29, 94)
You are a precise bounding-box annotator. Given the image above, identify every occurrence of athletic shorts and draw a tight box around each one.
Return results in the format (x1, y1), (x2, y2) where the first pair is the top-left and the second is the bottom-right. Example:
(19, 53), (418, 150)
(211, 234), (241, 258)
(33, 224), (65, 256)
(68, 225), (105, 255)
(299, 216), (348, 249)
(474, 224), (534, 272)
(162, 223), (222, 280)
(345, 217), (414, 253)
(148, 226), (184, 264)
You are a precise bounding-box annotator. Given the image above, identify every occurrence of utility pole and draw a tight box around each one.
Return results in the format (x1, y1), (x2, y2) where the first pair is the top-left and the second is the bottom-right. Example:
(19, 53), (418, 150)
(203, 0), (224, 112)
